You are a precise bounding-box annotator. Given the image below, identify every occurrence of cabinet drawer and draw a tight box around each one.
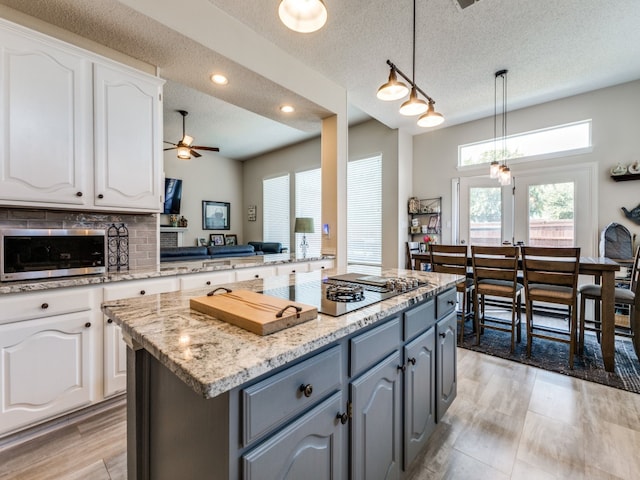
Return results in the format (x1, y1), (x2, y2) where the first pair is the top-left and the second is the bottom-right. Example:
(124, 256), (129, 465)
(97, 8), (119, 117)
(308, 260), (334, 271)
(103, 278), (178, 301)
(349, 317), (400, 377)
(436, 289), (457, 319)
(242, 345), (342, 446)
(404, 299), (436, 341)
(235, 266), (276, 282)
(179, 271), (235, 291)
(0, 288), (96, 324)
(275, 263), (309, 276)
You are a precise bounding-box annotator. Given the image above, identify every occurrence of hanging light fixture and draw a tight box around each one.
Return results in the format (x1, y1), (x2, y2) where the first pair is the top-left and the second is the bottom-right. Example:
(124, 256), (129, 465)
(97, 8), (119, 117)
(278, 0), (327, 33)
(491, 69), (511, 186)
(375, 0), (443, 126)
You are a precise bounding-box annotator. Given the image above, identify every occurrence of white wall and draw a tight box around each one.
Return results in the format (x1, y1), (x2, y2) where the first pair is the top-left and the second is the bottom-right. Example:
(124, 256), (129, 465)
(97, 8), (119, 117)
(163, 152), (243, 246)
(413, 80), (640, 252)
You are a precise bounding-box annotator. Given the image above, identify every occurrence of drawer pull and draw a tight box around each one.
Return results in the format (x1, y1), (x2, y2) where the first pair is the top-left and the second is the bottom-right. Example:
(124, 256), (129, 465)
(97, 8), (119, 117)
(254, 274), (259, 278)
(397, 364), (406, 372)
(299, 384), (313, 397)
(407, 357), (416, 366)
(439, 332), (446, 338)
(206, 281), (211, 285)
(447, 300), (455, 305)
(41, 303), (49, 309)
(107, 319), (113, 324)
(97, 194), (104, 199)
(337, 412), (349, 425)
(140, 290), (146, 295)
(85, 322), (91, 328)
(76, 191), (83, 197)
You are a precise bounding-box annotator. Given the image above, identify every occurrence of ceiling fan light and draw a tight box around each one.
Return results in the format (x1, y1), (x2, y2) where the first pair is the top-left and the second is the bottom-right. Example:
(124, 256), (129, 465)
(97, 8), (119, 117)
(417, 102), (444, 127)
(376, 69), (409, 101)
(399, 87), (428, 116)
(279, 0), (327, 33)
(181, 134), (194, 147)
(177, 146), (191, 160)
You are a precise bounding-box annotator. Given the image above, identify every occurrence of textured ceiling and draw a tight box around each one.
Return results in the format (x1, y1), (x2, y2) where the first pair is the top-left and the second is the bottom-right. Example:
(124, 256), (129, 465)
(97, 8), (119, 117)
(1, 0), (639, 160)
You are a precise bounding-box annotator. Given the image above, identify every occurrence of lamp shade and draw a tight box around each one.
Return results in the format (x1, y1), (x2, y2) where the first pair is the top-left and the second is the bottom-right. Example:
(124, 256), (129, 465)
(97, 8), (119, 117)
(399, 87), (428, 116)
(177, 146), (191, 160)
(279, 0), (327, 33)
(294, 217), (315, 233)
(376, 68), (409, 101)
(417, 102), (444, 127)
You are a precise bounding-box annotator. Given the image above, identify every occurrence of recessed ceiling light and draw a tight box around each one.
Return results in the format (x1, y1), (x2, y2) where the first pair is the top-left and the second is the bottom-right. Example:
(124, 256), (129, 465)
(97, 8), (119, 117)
(210, 73), (228, 85)
(280, 105), (295, 113)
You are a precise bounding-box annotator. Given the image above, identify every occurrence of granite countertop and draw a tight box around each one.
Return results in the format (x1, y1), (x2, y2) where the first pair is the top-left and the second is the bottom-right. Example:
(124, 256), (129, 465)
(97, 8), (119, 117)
(0, 253), (333, 295)
(101, 268), (459, 400)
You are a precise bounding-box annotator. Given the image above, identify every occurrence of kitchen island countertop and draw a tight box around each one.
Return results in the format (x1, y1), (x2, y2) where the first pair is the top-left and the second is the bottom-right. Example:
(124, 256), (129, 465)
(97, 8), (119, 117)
(102, 268), (459, 399)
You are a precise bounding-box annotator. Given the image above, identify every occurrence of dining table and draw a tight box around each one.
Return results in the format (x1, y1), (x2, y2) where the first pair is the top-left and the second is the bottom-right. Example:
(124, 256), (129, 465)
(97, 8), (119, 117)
(412, 252), (621, 372)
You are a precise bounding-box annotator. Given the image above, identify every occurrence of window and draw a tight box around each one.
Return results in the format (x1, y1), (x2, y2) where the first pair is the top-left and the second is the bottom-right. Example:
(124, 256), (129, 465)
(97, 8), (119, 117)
(347, 155), (382, 266)
(263, 174), (290, 252)
(458, 120), (592, 167)
(295, 168), (321, 258)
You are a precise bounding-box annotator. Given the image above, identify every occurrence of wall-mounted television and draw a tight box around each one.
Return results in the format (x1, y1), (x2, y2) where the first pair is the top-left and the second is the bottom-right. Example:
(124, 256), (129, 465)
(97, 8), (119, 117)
(163, 178), (183, 214)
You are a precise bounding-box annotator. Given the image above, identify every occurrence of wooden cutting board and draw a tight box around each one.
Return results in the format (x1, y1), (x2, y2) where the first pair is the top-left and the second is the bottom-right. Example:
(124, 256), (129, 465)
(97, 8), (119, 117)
(190, 289), (318, 335)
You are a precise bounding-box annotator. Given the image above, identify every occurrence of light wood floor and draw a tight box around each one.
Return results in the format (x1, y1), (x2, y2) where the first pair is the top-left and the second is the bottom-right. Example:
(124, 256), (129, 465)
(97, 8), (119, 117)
(1, 348), (639, 479)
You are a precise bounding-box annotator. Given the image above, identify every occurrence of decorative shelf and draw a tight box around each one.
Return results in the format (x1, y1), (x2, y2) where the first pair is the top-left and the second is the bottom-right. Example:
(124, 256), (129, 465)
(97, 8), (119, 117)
(611, 173), (640, 182)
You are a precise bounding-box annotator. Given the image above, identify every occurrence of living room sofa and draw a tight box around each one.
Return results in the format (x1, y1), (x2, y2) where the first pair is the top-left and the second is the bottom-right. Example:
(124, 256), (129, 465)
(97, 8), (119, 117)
(247, 242), (283, 254)
(160, 245), (257, 262)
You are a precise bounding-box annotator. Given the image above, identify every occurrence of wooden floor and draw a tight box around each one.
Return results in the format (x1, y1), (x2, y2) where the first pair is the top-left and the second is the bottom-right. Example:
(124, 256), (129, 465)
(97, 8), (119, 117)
(1, 348), (639, 479)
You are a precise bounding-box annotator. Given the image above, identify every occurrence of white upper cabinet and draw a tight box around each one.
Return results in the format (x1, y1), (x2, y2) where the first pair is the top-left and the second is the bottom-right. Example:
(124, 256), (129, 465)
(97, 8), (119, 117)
(0, 18), (164, 212)
(94, 63), (163, 211)
(0, 23), (92, 206)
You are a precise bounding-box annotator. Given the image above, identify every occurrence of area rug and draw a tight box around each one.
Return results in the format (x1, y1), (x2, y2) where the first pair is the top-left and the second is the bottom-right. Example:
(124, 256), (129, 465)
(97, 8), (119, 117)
(459, 319), (640, 394)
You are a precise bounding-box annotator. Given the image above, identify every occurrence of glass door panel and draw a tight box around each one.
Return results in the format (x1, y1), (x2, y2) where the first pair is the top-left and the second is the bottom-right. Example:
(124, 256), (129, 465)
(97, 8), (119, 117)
(526, 182), (575, 247)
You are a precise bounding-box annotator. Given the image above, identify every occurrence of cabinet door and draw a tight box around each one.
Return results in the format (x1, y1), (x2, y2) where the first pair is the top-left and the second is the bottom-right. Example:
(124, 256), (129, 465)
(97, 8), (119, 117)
(403, 328), (436, 469)
(351, 351), (401, 480)
(0, 24), (91, 206)
(436, 312), (457, 421)
(93, 62), (163, 211)
(0, 312), (97, 435)
(242, 392), (344, 480)
(103, 318), (126, 397)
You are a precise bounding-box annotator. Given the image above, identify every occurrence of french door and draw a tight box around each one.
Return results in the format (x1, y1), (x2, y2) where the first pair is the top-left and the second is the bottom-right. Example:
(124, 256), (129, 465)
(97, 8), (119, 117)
(457, 164), (597, 255)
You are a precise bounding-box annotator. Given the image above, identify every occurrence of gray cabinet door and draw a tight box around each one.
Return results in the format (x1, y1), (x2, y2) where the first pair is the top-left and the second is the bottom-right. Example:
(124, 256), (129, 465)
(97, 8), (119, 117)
(437, 312), (458, 421)
(403, 327), (436, 468)
(242, 392), (344, 480)
(351, 351), (401, 480)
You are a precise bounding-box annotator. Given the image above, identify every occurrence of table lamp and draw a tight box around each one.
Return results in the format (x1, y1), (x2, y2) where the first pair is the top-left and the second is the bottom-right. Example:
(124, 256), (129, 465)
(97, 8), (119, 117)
(294, 217), (315, 259)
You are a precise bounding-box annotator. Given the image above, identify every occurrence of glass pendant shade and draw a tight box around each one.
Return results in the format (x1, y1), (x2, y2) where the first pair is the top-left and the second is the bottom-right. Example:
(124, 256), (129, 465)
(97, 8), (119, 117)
(279, 0), (327, 33)
(399, 87), (428, 116)
(177, 146), (191, 160)
(181, 134), (194, 147)
(489, 160), (500, 178)
(376, 69), (409, 101)
(417, 102), (444, 127)
(498, 165), (511, 185)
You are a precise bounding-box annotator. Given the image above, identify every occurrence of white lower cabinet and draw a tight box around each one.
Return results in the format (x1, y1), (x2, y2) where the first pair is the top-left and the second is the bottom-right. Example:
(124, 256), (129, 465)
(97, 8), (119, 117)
(0, 309), (98, 436)
(235, 266), (277, 282)
(179, 271), (235, 291)
(307, 259), (334, 271)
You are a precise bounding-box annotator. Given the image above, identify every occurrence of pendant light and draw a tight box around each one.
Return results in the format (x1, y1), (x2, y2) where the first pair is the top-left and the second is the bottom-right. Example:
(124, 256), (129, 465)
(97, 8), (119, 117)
(278, 0), (327, 33)
(376, 0), (443, 126)
(491, 69), (511, 186)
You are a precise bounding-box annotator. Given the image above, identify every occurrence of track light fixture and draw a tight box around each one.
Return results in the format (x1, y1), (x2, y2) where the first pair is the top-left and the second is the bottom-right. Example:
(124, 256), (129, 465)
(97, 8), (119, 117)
(278, 0), (327, 33)
(376, 0), (444, 128)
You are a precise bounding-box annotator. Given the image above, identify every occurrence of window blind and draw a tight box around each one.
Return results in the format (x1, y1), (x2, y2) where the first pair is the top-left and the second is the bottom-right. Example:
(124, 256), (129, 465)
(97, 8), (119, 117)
(263, 174), (290, 252)
(347, 155), (382, 265)
(295, 168), (322, 258)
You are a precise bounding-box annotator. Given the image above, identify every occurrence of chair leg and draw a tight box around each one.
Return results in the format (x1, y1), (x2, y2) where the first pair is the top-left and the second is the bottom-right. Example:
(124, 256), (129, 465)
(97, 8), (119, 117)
(516, 295), (522, 343)
(458, 290), (466, 345)
(578, 294), (585, 355)
(510, 299), (517, 353)
(526, 299), (533, 358)
(474, 292), (481, 346)
(569, 306), (577, 369)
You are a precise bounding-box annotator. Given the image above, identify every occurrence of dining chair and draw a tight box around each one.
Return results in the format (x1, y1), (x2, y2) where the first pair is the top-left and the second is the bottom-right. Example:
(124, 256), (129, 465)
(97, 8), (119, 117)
(471, 245), (522, 353)
(578, 245), (639, 353)
(429, 244), (474, 344)
(406, 241), (421, 270)
(521, 246), (581, 368)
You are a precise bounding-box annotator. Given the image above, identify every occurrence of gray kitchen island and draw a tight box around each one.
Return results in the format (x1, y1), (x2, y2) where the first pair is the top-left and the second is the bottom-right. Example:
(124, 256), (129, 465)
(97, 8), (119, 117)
(102, 268), (460, 480)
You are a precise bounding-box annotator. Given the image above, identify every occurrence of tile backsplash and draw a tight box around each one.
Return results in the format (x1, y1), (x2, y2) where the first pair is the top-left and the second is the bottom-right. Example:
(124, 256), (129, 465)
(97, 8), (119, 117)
(0, 207), (158, 269)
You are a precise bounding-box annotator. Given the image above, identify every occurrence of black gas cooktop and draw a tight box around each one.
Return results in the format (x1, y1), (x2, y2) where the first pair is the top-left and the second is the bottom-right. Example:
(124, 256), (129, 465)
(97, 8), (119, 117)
(259, 273), (426, 317)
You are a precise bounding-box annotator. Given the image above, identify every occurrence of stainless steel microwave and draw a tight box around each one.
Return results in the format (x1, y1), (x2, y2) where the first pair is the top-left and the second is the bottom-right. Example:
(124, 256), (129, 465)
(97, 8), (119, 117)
(0, 228), (106, 282)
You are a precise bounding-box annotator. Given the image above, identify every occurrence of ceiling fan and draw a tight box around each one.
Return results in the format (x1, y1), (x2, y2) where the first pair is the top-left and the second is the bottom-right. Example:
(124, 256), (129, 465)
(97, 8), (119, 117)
(164, 110), (220, 159)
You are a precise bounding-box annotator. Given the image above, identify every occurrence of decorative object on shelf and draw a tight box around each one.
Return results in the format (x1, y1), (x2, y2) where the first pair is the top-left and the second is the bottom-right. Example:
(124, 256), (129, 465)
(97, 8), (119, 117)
(178, 216), (188, 228)
(421, 225), (428, 233)
(489, 69), (512, 186)
(423, 235), (435, 244)
(411, 218), (419, 227)
(198, 237), (207, 246)
(621, 203), (640, 225)
(278, 0), (327, 33)
(629, 161), (640, 174)
(247, 205), (257, 221)
(410, 225), (421, 234)
(294, 217), (315, 258)
(210, 234), (224, 246)
(376, 0), (444, 128)
(202, 200), (230, 230)
(408, 197), (420, 214)
(107, 223), (129, 272)
(225, 234), (238, 246)
(169, 214), (178, 227)
(611, 163), (628, 176)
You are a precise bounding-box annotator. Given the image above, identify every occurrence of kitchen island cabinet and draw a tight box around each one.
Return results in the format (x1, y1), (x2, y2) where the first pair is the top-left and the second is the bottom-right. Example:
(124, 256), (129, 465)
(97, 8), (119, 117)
(103, 268), (460, 480)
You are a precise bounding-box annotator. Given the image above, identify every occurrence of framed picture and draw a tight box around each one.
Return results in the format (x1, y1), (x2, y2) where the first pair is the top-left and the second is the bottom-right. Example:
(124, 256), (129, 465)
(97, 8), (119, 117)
(428, 215), (438, 230)
(225, 234), (237, 246)
(210, 234), (225, 246)
(202, 201), (230, 230)
(247, 205), (256, 222)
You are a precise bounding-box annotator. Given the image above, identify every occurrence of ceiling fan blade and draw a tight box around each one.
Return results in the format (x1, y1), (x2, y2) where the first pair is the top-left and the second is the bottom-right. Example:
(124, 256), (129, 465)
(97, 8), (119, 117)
(192, 146), (220, 152)
(163, 140), (177, 146)
(163, 147), (178, 151)
(190, 149), (202, 158)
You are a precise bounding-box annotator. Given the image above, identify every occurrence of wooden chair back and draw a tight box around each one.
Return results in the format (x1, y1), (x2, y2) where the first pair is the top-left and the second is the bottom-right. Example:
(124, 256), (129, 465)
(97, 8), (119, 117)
(429, 244), (468, 277)
(630, 245), (640, 294)
(521, 247), (580, 306)
(471, 245), (520, 291)
(406, 242), (421, 270)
